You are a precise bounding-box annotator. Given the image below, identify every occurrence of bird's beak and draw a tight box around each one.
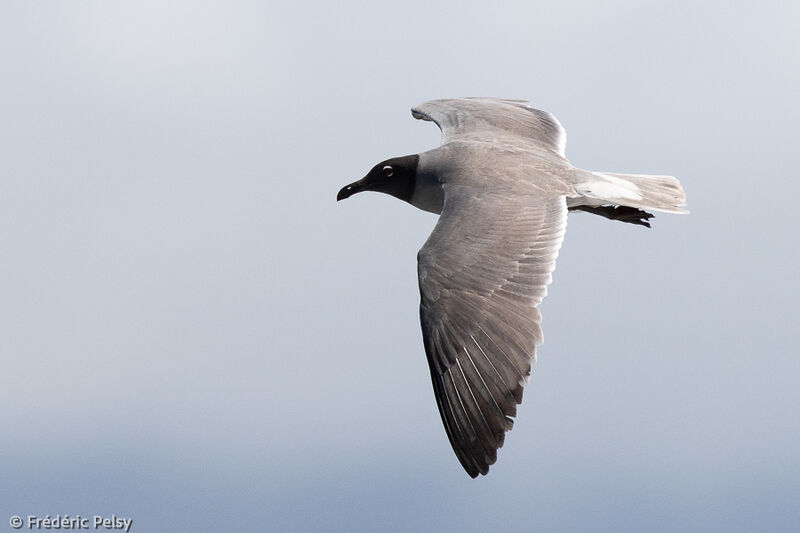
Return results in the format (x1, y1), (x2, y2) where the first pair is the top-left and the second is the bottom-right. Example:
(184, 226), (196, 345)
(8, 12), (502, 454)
(337, 177), (369, 201)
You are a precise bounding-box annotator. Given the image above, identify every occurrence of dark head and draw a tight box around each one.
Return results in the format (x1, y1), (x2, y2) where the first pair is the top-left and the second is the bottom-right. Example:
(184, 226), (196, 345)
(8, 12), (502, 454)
(337, 154), (419, 203)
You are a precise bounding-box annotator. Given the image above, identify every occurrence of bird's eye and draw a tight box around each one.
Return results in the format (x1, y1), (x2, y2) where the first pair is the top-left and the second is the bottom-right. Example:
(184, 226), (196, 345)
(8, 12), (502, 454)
(382, 165), (394, 177)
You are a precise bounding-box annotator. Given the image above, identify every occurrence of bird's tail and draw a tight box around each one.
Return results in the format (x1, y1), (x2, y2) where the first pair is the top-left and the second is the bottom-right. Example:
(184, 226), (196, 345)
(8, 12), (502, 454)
(570, 170), (688, 214)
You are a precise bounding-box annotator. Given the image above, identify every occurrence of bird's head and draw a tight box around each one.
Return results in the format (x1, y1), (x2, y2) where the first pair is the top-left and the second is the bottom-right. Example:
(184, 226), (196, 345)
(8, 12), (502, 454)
(337, 154), (419, 203)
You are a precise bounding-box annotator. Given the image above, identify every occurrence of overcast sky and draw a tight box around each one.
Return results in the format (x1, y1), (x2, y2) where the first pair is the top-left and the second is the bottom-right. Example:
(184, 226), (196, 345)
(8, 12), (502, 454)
(1, 2), (798, 532)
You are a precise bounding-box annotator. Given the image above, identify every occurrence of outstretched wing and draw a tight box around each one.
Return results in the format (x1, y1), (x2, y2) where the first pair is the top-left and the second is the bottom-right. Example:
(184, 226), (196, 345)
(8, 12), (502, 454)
(411, 98), (567, 157)
(417, 184), (567, 477)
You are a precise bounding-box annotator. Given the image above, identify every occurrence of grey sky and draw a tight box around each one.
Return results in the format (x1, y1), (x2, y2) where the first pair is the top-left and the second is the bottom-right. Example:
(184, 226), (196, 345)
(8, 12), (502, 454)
(1, 1), (798, 532)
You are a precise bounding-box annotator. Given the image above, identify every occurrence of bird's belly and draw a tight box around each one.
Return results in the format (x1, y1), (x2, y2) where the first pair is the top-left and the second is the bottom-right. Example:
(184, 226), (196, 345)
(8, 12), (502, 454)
(566, 195), (604, 208)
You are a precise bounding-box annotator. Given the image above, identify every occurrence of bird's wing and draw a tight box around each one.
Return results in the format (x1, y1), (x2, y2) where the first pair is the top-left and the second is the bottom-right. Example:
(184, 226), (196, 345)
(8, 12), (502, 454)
(411, 98), (566, 157)
(417, 184), (567, 477)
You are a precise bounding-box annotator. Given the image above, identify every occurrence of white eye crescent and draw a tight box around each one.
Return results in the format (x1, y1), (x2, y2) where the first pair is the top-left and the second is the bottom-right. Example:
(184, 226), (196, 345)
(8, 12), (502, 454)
(382, 165), (394, 177)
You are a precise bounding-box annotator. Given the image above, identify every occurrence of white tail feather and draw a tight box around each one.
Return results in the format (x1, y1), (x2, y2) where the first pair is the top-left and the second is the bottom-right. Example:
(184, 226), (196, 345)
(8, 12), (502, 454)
(572, 170), (688, 214)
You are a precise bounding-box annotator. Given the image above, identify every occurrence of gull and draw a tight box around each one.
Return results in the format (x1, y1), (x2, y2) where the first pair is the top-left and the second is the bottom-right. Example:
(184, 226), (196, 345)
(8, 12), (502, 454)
(337, 98), (687, 478)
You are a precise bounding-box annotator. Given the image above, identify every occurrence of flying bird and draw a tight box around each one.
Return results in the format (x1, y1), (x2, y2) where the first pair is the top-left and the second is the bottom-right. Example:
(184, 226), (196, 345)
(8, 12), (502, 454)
(337, 98), (687, 478)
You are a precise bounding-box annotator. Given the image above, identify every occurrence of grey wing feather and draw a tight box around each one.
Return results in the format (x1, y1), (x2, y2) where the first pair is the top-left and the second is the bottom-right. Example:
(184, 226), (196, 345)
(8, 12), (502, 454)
(411, 97), (567, 157)
(417, 185), (567, 477)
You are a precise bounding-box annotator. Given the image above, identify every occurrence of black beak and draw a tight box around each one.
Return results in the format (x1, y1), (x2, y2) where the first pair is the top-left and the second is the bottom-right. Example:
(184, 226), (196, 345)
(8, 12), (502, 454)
(337, 177), (368, 201)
